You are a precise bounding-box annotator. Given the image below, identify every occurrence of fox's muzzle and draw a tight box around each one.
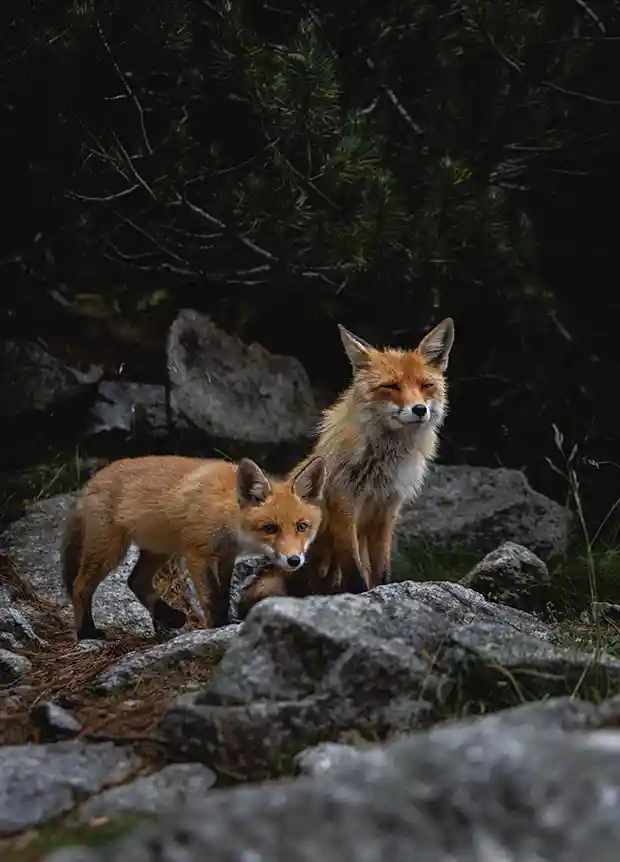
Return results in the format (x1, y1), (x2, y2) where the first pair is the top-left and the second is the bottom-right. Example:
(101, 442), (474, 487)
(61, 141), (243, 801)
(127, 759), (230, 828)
(275, 552), (305, 571)
(387, 402), (431, 425)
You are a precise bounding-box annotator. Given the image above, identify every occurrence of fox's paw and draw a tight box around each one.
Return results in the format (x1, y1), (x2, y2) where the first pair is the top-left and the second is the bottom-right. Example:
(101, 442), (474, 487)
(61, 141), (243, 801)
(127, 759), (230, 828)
(152, 599), (187, 630)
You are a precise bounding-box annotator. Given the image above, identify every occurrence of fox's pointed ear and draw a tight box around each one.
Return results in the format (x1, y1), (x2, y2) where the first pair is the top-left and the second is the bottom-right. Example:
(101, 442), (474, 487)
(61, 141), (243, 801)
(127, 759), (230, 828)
(237, 458), (272, 507)
(338, 325), (374, 370)
(292, 457), (326, 504)
(417, 318), (454, 371)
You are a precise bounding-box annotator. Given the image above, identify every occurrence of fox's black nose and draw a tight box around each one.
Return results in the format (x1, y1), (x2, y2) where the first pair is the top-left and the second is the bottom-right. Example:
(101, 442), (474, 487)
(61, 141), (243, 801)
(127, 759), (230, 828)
(412, 403), (428, 418)
(287, 555), (302, 569)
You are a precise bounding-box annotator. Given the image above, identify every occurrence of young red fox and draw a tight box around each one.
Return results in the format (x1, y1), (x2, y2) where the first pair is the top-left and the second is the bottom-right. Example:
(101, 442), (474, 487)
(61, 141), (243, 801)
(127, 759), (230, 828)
(62, 454), (326, 640)
(237, 318), (455, 615)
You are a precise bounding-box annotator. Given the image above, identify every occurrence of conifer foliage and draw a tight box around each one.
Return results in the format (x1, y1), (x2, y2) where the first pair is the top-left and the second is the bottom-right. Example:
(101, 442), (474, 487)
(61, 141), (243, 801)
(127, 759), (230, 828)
(1, 0), (619, 334)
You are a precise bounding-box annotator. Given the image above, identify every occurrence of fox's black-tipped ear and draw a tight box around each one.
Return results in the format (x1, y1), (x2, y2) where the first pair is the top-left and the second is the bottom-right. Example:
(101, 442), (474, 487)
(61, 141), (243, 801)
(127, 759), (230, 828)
(338, 324), (374, 371)
(417, 318), (455, 371)
(237, 458), (273, 507)
(292, 457), (326, 504)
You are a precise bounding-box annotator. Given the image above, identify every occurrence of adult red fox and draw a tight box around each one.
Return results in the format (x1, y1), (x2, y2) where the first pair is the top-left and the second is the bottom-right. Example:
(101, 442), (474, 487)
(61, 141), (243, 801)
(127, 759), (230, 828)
(62, 454), (326, 639)
(237, 318), (455, 616)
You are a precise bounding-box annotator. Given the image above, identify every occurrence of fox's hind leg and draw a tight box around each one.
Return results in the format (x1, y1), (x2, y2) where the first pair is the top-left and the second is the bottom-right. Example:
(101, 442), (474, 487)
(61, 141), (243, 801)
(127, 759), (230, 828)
(71, 527), (129, 640)
(128, 550), (187, 634)
(72, 559), (110, 641)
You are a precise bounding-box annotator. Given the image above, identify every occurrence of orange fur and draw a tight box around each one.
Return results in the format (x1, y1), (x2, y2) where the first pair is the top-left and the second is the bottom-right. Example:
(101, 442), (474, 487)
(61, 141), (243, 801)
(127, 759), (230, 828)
(237, 319), (455, 617)
(62, 454), (325, 640)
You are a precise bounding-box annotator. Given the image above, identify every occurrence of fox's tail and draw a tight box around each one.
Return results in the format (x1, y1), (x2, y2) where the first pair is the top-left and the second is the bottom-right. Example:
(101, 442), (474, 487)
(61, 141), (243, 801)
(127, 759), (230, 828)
(62, 502), (84, 597)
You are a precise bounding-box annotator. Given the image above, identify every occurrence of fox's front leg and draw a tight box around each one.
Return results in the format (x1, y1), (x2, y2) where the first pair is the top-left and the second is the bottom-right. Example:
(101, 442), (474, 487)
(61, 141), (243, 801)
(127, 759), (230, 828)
(184, 548), (218, 628)
(366, 498), (401, 589)
(327, 504), (368, 594)
(210, 549), (237, 628)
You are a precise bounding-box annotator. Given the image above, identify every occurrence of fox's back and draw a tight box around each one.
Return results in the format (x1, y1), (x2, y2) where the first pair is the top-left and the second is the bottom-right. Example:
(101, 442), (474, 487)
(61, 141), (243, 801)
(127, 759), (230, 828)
(78, 456), (239, 553)
(82, 456), (212, 504)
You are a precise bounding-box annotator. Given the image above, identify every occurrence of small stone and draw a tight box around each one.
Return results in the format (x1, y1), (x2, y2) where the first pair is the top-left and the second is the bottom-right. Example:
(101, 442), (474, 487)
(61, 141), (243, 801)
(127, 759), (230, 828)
(0, 648), (32, 682)
(294, 742), (368, 777)
(30, 701), (83, 742)
(459, 541), (551, 614)
(0, 606), (46, 651)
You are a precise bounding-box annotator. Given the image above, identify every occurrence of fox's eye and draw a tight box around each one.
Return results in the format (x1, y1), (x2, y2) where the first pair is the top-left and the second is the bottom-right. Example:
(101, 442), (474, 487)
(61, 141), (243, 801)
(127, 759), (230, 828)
(295, 521), (309, 533)
(260, 523), (278, 535)
(380, 382), (400, 391)
(421, 381), (435, 390)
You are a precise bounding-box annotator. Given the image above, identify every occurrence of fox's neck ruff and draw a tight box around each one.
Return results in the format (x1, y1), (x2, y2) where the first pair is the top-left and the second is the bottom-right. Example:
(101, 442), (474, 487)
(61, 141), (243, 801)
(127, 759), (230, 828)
(315, 386), (446, 503)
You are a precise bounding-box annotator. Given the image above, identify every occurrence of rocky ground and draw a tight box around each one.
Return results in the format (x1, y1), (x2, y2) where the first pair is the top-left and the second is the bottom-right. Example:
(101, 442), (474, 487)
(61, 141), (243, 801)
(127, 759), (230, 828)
(3, 483), (616, 862)
(3, 310), (620, 861)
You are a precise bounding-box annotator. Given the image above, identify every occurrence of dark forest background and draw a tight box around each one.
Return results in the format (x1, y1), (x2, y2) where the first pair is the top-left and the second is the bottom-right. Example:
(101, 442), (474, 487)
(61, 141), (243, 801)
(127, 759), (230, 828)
(1, 0), (620, 533)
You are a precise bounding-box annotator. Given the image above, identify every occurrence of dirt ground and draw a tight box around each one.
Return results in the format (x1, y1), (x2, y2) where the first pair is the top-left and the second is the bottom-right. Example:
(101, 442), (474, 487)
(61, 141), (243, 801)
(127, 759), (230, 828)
(0, 557), (216, 754)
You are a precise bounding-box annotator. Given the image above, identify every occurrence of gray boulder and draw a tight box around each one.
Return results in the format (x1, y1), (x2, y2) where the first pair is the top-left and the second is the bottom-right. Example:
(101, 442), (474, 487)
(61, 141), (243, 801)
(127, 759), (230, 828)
(0, 340), (101, 420)
(396, 464), (572, 559)
(40, 719), (620, 862)
(167, 309), (318, 445)
(88, 381), (172, 437)
(0, 742), (140, 836)
(0, 494), (154, 638)
(157, 581), (619, 781)
(71, 763), (216, 824)
(92, 625), (240, 694)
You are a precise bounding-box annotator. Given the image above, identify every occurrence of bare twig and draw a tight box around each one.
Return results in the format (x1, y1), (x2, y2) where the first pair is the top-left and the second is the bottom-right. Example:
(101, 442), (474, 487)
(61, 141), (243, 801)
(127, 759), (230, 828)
(366, 57), (424, 134)
(477, 14), (620, 107)
(181, 195), (279, 261)
(102, 252), (197, 279)
(541, 80), (620, 106)
(67, 184), (140, 202)
(95, 19), (153, 154)
(238, 234), (278, 261)
(573, 0), (606, 35)
(112, 134), (157, 200)
(181, 197), (226, 229)
(106, 243), (162, 262)
(114, 212), (192, 267)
